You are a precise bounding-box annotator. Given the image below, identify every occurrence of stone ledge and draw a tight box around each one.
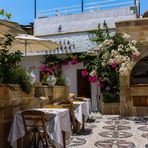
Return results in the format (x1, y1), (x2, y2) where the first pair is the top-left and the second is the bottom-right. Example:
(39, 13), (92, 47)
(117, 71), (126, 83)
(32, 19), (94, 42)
(116, 18), (148, 27)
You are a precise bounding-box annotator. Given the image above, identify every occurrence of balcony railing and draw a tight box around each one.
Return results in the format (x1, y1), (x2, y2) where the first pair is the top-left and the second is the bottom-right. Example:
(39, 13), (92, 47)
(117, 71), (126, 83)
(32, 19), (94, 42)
(37, 0), (135, 18)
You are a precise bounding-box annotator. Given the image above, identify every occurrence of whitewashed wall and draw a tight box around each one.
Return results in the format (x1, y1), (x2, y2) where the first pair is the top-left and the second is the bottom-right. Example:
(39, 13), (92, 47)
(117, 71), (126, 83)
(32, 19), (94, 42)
(62, 63), (83, 95)
(62, 62), (99, 112)
(34, 6), (136, 36)
(43, 32), (97, 54)
(91, 82), (100, 112)
(20, 55), (44, 81)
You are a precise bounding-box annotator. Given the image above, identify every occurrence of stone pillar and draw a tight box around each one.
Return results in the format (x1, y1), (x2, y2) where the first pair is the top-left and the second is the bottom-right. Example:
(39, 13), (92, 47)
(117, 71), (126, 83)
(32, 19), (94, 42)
(120, 75), (133, 116)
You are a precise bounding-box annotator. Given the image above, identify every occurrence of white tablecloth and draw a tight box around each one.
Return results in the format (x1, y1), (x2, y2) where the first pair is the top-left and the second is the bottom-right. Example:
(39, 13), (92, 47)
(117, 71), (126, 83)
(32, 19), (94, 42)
(38, 108), (71, 135)
(83, 98), (91, 114)
(8, 108), (71, 148)
(73, 101), (89, 124)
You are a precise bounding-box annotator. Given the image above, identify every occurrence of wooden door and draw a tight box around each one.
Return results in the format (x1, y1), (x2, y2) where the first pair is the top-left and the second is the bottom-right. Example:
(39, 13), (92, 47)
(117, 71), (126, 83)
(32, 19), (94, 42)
(77, 69), (91, 98)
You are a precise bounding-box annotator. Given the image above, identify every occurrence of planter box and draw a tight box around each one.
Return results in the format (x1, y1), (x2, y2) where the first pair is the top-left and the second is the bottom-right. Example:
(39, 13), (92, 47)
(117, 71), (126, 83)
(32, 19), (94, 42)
(99, 99), (120, 115)
(35, 85), (69, 99)
(51, 86), (69, 99)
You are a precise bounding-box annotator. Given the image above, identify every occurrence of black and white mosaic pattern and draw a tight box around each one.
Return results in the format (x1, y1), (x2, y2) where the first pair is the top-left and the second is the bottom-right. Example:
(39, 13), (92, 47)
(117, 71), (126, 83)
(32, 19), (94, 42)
(142, 133), (148, 139)
(67, 113), (148, 148)
(68, 137), (86, 147)
(102, 125), (131, 131)
(94, 139), (135, 148)
(99, 131), (132, 138)
(138, 126), (148, 131)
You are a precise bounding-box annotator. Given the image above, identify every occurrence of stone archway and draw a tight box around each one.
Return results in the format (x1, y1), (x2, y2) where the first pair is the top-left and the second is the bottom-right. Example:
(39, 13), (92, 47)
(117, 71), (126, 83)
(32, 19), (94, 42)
(116, 18), (148, 116)
(120, 49), (148, 116)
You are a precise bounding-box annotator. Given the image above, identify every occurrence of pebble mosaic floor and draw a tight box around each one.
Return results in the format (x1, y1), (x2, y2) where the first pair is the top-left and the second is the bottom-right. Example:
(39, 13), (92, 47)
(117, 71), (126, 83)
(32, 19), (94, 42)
(67, 113), (148, 148)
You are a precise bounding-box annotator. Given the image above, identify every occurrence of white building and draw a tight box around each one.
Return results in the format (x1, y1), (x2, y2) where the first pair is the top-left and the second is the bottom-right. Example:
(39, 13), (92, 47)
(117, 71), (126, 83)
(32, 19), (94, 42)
(22, 3), (137, 111)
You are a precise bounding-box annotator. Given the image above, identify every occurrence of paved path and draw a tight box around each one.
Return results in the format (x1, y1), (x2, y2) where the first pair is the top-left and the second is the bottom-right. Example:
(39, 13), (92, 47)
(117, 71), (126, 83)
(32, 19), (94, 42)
(68, 113), (148, 148)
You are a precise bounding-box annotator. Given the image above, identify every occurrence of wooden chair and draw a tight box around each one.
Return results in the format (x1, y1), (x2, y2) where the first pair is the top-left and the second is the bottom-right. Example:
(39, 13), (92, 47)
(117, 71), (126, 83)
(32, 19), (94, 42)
(43, 104), (66, 148)
(22, 110), (55, 148)
(59, 102), (77, 134)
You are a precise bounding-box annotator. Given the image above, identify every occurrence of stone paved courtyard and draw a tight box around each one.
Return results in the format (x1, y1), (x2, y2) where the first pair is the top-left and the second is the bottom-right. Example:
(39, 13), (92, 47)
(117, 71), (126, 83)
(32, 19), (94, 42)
(68, 113), (148, 148)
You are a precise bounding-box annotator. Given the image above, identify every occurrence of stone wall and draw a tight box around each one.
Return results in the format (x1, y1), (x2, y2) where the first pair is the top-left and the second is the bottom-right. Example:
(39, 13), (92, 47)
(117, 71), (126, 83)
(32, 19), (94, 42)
(0, 84), (48, 148)
(116, 18), (148, 43)
(120, 75), (148, 116)
(116, 18), (148, 116)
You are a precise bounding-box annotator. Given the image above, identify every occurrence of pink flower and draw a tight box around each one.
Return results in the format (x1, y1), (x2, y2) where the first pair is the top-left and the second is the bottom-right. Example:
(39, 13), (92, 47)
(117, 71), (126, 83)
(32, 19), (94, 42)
(52, 66), (56, 70)
(49, 67), (53, 73)
(131, 54), (138, 61)
(81, 70), (87, 77)
(111, 61), (117, 69)
(46, 67), (53, 74)
(71, 59), (78, 65)
(88, 76), (97, 83)
(39, 65), (46, 72)
(56, 64), (60, 69)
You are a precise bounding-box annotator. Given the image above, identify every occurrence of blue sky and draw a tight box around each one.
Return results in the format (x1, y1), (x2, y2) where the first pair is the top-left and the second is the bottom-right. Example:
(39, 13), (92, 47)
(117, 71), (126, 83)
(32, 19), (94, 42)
(0, 0), (148, 25)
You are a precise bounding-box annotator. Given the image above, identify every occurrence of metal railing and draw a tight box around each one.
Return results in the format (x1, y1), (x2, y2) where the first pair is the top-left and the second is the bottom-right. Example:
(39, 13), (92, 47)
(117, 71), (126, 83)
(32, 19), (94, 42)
(37, 0), (135, 18)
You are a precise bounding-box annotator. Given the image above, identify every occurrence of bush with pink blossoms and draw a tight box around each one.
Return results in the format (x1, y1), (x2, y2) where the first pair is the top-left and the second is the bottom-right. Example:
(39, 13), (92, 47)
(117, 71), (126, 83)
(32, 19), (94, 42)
(84, 22), (141, 102)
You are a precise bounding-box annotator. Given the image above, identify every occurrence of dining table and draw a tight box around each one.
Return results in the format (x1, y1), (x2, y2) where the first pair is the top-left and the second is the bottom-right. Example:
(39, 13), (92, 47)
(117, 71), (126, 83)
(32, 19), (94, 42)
(8, 108), (71, 148)
(71, 98), (91, 131)
(82, 98), (91, 114)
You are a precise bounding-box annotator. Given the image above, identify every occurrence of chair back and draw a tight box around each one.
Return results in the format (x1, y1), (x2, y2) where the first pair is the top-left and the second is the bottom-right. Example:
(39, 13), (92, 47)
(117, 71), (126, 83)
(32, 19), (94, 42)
(59, 102), (76, 133)
(22, 110), (46, 129)
(22, 110), (52, 148)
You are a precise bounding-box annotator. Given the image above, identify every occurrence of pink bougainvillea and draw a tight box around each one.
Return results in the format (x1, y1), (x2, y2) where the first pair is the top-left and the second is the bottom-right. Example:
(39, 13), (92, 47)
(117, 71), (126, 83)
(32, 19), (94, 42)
(47, 67), (53, 74)
(81, 70), (88, 77)
(71, 59), (78, 65)
(39, 65), (46, 72)
(88, 76), (97, 83)
(131, 53), (139, 61)
(111, 61), (117, 69)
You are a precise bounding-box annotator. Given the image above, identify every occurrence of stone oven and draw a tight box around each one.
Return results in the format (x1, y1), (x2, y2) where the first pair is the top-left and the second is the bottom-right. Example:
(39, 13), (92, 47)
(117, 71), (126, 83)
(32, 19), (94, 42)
(116, 18), (148, 116)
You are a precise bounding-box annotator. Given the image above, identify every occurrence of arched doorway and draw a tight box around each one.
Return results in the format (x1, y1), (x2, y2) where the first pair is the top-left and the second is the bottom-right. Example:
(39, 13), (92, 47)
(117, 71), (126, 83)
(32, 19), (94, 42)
(131, 56), (148, 84)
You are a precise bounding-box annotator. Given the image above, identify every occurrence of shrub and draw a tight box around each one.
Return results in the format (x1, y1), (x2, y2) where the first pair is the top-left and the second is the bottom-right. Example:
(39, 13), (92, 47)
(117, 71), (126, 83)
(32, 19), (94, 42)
(0, 34), (32, 93)
(84, 22), (141, 102)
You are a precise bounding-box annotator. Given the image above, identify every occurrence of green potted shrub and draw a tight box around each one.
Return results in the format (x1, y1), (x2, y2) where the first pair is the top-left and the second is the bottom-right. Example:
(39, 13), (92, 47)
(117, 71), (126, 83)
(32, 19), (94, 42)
(39, 55), (69, 99)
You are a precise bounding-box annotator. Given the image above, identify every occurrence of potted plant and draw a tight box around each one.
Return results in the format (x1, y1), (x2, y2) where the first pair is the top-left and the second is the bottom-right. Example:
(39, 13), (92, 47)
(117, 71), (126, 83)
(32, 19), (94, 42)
(39, 55), (69, 99)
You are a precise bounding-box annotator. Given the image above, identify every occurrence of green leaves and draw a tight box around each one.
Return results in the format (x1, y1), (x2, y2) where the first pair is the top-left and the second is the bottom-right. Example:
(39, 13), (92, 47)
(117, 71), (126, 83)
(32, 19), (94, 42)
(0, 34), (32, 93)
(0, 9), (12, 19)
(10, 68), (32, 94)
(89, 21), (111, 43)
